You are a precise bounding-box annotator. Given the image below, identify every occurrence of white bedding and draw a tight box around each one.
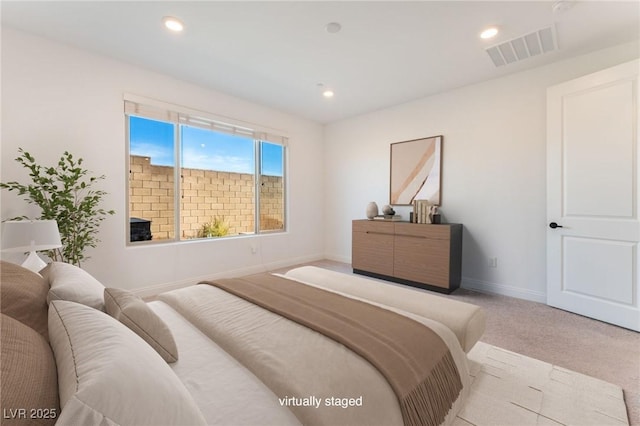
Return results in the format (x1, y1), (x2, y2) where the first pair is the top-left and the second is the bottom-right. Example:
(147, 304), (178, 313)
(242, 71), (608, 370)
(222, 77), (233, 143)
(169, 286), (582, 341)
(148, 301), (301, 426)
(158, 284), (406, 425)
(151, 272), (470, 426)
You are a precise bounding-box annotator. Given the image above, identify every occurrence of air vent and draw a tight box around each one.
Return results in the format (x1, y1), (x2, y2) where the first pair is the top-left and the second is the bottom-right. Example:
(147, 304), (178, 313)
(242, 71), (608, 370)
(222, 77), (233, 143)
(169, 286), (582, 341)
(486, 26), (557, 67)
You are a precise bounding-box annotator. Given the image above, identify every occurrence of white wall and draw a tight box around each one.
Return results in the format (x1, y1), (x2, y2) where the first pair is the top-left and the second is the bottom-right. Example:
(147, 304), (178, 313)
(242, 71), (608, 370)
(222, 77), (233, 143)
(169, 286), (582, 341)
(1, 28), (325, 292)
(324, 41), (639, 302)
(4, 27), (638, 301)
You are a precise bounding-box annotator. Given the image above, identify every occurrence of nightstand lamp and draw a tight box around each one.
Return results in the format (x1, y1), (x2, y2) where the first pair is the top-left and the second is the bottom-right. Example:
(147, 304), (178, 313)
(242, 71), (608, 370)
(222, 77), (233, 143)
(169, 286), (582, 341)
(1, 220), (62, 273)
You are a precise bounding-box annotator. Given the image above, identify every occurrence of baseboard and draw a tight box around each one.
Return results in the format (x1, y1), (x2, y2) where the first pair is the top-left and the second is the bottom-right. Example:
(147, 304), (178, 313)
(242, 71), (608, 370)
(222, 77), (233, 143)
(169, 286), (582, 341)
(262, 254), (325, 271)
(132, 253), (324, 298)
(324, 253), (351, 264)
(461, 277), (546, 303)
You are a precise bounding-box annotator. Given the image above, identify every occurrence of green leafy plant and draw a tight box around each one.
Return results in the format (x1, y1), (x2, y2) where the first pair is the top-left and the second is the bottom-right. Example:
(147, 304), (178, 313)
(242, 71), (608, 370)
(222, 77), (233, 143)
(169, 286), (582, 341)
(1, 148), (115, 267)
(198, 216), (230, 238)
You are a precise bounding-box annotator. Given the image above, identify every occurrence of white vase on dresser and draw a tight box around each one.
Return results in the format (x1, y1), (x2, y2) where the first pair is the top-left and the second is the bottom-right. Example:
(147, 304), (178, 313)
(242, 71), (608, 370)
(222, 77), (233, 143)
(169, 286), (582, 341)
(365, 202), (379, 220)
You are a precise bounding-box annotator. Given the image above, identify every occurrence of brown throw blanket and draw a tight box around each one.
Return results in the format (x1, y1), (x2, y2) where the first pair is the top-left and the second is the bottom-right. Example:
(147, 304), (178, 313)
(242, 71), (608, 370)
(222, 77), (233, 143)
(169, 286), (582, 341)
(203, 274), (462, 426)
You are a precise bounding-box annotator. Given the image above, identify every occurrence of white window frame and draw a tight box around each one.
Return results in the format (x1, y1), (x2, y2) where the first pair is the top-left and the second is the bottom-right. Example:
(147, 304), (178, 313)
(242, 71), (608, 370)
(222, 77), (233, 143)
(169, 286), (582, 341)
(124, 95), (288, 245)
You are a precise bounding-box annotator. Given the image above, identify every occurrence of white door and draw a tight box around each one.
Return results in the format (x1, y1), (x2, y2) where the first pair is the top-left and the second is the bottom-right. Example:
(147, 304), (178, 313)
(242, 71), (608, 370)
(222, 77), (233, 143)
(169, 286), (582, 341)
(547, 59), (639, 332)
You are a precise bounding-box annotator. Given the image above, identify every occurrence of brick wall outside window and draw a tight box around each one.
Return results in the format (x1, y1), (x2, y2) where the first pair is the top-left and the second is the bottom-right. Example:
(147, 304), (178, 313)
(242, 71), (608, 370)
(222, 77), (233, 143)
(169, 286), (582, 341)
(129, 155), (283, 240)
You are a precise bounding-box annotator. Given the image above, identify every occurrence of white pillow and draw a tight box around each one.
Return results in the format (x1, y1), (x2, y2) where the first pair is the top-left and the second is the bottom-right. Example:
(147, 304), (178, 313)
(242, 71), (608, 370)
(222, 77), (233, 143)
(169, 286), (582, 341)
(43, 262), (105, 311)
(104, 287), (179, 363)
(48, 300), (206, 426)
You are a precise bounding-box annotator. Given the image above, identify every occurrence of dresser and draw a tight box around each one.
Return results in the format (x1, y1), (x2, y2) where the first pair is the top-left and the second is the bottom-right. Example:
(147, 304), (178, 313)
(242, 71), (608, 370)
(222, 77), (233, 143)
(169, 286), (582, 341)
(352, 220), (462, 293)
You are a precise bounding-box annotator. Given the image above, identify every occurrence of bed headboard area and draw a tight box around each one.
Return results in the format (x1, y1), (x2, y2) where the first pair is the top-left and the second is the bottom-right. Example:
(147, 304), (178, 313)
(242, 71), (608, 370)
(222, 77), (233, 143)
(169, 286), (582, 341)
(0, 260), (59, 425)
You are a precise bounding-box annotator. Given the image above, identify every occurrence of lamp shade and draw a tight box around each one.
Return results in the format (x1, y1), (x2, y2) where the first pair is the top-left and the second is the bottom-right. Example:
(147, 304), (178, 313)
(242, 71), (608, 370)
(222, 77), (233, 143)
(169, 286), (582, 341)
(1, 220), (62, 252)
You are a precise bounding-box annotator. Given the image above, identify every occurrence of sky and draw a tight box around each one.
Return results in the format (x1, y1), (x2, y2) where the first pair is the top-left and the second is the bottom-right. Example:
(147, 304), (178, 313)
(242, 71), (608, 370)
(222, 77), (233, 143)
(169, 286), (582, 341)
(129, 116), (283, 176)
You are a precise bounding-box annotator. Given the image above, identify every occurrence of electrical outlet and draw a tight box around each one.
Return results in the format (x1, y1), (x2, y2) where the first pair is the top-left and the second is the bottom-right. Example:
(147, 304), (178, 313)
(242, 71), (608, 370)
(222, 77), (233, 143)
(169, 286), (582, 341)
(488, 257), (498, 268)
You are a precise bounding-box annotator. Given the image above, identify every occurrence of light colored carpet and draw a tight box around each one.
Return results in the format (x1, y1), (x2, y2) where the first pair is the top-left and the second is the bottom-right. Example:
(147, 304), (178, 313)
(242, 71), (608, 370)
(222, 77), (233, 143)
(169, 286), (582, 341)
(457, 342), (628, 425)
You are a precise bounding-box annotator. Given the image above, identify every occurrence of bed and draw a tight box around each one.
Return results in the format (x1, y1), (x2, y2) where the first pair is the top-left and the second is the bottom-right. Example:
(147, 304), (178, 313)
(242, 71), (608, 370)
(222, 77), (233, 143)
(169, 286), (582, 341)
(0, 260), (486, 426)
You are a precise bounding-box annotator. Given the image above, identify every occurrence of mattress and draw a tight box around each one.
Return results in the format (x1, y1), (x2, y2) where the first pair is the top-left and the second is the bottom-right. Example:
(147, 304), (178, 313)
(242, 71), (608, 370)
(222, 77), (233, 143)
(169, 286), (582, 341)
(148, 300), (301, 426)
(150, 272), (470, 425)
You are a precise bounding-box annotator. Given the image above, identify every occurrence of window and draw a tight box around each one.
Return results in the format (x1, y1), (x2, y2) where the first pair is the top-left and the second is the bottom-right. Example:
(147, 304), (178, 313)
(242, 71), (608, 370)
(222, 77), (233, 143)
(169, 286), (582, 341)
(126, 99), (286, 243)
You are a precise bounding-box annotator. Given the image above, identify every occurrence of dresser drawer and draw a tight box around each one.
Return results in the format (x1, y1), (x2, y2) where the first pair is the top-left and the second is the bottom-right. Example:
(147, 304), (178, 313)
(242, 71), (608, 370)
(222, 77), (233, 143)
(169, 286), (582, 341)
(394, 223), (450, 240)
(394, 236), (450, 288)
(352, 230), (394, 276)
(353, 220), (395, 235)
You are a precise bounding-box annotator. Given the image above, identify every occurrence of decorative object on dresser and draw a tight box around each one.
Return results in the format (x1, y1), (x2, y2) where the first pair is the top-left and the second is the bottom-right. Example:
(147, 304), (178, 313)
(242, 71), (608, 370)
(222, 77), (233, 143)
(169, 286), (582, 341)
(372, 215), (403, 221)
(381, 204), (395, 215)
(365, 201), (379, 220)
(1, 220), (62, 273)
(413, 199), (439, 224)
(390, 135), (442, 206)
(352, 219), (462, 293)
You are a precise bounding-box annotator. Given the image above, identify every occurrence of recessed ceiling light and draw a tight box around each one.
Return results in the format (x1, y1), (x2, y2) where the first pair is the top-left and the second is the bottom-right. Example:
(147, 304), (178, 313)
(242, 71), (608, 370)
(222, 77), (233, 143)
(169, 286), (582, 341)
(317, 83), (335, 98)
(325, 22), (342, 34)
(322, 89), (335, 98)
(480, 27), (499, 40)
(163, 16), (184, 32)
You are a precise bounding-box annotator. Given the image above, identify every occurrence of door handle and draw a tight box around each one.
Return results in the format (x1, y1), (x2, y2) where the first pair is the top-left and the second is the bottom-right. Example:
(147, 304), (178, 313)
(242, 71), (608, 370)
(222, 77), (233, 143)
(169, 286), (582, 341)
(549, 222), (563, 229)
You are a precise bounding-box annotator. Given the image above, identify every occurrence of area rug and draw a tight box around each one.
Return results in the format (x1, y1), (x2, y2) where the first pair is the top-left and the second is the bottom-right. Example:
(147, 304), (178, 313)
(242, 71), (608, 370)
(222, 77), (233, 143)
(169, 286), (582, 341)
(455, 342), (629, 425)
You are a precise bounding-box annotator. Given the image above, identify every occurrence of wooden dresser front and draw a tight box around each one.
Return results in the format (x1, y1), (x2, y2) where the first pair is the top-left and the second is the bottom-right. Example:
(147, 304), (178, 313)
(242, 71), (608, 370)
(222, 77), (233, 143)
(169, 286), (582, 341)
(352, 220), (462, 293)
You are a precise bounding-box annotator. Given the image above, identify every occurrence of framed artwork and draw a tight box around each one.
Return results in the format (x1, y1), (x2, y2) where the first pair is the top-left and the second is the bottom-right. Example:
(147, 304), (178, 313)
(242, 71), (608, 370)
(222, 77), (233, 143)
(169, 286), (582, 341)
(390, 135), (442, 205)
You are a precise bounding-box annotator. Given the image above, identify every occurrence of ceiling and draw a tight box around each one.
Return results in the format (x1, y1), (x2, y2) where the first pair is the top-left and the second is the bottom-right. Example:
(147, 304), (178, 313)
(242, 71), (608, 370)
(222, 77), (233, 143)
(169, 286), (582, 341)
(2, 1), (639, 123)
